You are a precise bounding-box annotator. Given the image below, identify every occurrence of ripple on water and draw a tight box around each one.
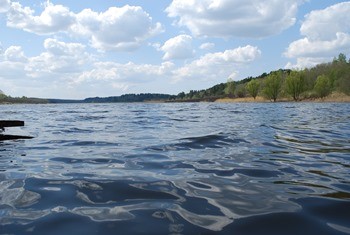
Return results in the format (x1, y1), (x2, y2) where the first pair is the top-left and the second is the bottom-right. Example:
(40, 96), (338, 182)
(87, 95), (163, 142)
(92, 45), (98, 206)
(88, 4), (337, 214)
(0, 103), (349, 235)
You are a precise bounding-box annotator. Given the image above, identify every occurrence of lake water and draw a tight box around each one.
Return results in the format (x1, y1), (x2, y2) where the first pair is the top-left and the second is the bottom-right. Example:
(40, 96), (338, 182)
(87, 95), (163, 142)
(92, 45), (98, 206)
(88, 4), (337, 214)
(1, 102), (349, 235)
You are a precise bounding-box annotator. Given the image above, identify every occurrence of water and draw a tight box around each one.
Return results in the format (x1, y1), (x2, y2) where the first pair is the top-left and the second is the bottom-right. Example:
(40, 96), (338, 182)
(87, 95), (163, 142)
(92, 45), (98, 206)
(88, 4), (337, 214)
(1, 102), (349, 235)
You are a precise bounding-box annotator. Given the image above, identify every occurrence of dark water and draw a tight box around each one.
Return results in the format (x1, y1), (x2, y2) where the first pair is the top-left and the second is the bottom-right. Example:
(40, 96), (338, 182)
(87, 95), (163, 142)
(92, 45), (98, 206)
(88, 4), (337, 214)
(1, 103), (349, 235)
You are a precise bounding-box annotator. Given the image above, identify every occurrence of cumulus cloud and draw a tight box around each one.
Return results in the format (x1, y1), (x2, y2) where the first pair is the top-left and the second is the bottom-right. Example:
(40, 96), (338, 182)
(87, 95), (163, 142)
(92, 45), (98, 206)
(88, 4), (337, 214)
(285, 2), (350, 68)
(161, 35), (194, 60)
(0, 45), (27, 80)
(0, 41), (261, 98)
(26, 38), (92, 77)
(4, 46), (27, 62)
(285, 33), (350, 59)
(285, 57), (329, 70)
(200, 42), (215, 50)
(0, 39), (177, 98)
(3, 2), (161, 51)
(7, 1), (75, 34)
(75, 6), (162, 51)
(300, 3), (350, 41)
(173, 45), (261, 81)
(0, 38), (92, 82)
(166, 0), (304, 38)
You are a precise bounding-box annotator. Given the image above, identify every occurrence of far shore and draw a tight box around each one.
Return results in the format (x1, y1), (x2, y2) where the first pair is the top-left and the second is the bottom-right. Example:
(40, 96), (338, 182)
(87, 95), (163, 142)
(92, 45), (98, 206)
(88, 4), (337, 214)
(1, 92), (349, 105)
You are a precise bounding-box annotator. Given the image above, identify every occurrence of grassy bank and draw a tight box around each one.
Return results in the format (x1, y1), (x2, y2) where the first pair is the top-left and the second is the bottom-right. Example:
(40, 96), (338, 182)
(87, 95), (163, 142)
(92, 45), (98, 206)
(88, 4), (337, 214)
(215, 92), (350, 103)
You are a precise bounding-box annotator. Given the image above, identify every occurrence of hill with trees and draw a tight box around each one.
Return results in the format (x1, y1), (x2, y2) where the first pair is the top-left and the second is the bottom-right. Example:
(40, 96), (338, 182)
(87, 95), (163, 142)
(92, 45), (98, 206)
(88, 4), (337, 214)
(172, 53), (350, 102)
(0, 92), (48, 104)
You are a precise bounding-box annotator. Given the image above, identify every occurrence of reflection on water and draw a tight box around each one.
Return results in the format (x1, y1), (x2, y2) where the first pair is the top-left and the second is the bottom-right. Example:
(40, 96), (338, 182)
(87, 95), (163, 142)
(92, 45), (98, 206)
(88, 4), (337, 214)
(1, 103), (350, 234)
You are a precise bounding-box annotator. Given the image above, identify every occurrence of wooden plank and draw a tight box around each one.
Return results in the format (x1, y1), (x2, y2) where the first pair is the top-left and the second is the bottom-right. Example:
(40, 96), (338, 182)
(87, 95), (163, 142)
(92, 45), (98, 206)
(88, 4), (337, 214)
(0, 134), (33, 141)
(0, 120), (25, 128)
(0, 120), (33, 140)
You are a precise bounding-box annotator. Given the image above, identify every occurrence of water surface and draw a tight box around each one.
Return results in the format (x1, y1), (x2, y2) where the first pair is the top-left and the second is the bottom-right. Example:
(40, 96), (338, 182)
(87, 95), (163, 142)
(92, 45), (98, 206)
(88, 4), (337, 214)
(1, 103), (349, 234)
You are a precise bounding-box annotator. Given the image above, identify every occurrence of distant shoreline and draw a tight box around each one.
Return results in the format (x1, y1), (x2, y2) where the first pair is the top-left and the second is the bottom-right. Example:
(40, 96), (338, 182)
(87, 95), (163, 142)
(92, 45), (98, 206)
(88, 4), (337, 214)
(1, 92), (349, 105)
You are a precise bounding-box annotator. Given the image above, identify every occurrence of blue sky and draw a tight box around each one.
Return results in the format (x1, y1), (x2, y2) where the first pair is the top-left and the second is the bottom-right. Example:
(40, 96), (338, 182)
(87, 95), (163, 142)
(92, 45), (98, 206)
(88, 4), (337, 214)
(0, 0), (349, 99)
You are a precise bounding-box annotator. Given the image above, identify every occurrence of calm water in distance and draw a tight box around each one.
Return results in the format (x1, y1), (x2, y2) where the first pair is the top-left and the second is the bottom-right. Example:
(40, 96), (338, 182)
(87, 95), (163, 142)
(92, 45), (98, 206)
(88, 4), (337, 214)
(1, 103), (350, 235)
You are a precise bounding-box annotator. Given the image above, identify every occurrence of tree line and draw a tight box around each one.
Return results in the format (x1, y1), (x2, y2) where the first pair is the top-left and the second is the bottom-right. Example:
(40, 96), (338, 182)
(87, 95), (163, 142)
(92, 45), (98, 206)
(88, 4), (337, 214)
(0, 93), (48, 104)
(83, 93), (176, 103)
(174, 53), (350, 102)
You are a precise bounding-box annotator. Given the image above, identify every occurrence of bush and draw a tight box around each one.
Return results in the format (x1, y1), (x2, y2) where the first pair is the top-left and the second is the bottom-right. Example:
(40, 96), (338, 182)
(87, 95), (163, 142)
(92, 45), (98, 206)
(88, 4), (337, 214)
(285, 71), (305, 101)
(314, 75), (332, 98)
(263, 71), (282, 102)
(246, 79), (260, 99)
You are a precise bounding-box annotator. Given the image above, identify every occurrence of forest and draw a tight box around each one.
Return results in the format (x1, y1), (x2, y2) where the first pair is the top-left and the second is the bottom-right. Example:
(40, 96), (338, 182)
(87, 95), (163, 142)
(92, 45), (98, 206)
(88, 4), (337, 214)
(83, 93), (176, 103)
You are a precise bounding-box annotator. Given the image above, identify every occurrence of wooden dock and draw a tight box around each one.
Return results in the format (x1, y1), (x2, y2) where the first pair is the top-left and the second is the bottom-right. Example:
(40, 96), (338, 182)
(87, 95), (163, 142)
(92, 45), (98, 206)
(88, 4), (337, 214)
(0, 120), (25, 129)
(0, 120), (33, 140)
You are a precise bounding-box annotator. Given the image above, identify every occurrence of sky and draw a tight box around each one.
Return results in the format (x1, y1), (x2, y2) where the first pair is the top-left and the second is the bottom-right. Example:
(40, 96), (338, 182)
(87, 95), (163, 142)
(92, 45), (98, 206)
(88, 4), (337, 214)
(0, 0), (349, 99)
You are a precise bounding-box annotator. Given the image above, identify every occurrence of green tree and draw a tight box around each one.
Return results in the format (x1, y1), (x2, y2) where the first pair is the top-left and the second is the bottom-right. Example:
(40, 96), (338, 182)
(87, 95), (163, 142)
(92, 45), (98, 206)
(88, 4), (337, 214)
(263, 71), (282, 102)
(285, 71), (305, 101)
(177, 92), (185, 99)
(336, 74), (350, 95)
(246, 79), (260, 99)
(225, 78), (235, 97)
(235, 84), (246, 98)
(333, 53), (347, 64)
(0, 90), (6, 100)
(314, 75), (332, 98)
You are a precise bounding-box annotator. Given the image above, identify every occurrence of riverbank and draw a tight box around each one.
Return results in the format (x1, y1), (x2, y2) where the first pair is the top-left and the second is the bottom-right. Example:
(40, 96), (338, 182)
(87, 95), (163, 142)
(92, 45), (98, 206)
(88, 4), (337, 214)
(215, 92), (350, 103)
(1, 92), (349, 104)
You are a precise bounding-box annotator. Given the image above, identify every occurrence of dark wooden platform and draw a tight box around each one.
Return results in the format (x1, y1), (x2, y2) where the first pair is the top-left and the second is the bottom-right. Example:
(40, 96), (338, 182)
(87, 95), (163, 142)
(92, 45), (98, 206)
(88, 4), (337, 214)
(0, 135), (33, 141)
(0, 120), (33, 141)
(0, 120), (25, 128)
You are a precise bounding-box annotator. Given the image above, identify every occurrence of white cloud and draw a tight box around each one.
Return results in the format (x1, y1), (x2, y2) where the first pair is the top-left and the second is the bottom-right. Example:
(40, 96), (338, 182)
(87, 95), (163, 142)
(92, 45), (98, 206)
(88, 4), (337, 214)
(75, 6), (162, 51)
(285, 32), (350, 58)
(285, 57), (329, 70)
(200, 42), (215, 50)
(0, 0), (10, 13)
(200, 45), (261, 64)
(76, 61), (174, 84)
(0, 39), (92, 82)
(72, 61), (175, 97)
(4, 2), (162, 51)
(4, 46), (27, 62)
(26, 39), (92, 76)
(0, 41), (260, 98)
(0, 61), (26, 78)
(161, 34), (194, 60)
(166, 0), (304, 38)
(285, 2), (350, 68)
(0, 38), (177, 98)
(0, 45), (27, 82)
(300, 2), (350, 41)
(7, 1), (75, 34)
(0, 40), (92, 98)
(173, 45), (261, 81)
